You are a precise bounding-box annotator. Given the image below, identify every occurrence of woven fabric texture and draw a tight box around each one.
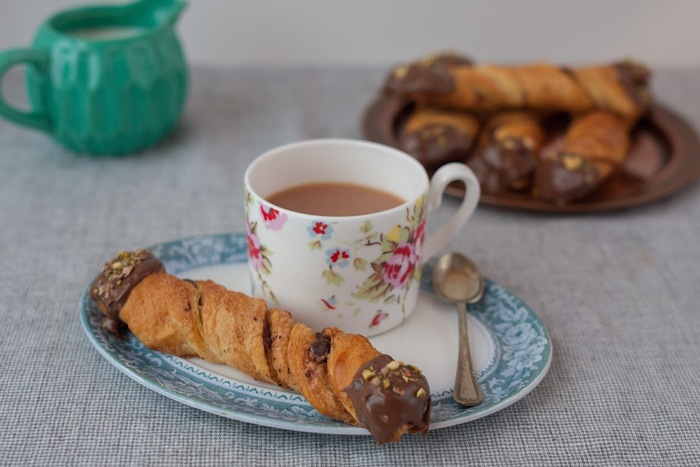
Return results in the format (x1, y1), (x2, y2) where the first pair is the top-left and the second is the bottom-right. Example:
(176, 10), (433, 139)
(1, 66), (699, 466)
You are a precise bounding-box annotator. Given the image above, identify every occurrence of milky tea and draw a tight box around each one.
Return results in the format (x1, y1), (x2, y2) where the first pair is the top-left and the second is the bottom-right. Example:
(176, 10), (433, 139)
(267, 182), (405, 216)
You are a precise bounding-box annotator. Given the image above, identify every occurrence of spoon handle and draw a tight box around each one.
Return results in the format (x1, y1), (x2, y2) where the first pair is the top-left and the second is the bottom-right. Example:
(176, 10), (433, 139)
(454, 302), (483, 407)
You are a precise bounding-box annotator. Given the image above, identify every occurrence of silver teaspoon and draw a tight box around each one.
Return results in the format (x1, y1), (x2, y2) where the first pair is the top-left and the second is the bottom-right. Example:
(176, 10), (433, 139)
(432, 252), (485, 407)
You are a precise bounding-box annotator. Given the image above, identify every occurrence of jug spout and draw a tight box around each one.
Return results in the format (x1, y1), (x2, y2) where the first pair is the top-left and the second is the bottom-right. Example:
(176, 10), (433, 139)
(134, 0), (187, 26)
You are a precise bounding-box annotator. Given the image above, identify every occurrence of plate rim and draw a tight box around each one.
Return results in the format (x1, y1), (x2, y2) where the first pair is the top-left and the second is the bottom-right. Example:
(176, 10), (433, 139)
(80, 232), (553, 435)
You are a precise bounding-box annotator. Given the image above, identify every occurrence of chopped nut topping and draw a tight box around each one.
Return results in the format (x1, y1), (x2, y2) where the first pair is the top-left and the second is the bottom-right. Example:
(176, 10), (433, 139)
(501, 138), (516, 150)
(93, 249), (158, 302)
(386, 360), (401, 371)
(416, 388), (427, 398)
(392, 65), (408, 79)
(562, 154), (583, 171)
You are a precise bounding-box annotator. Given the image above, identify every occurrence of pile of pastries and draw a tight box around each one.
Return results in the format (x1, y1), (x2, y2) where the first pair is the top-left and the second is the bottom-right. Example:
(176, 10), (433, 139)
(378, 52), (652, 205)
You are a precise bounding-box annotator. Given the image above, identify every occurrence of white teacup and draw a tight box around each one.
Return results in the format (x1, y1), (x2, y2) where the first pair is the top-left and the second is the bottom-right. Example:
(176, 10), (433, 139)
(244, 138), (480, 336)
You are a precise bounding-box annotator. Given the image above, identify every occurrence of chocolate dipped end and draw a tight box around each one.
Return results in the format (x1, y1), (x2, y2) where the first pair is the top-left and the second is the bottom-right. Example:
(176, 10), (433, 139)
(400, 123), (474, 171)
(480, 137), (537, 191)
(344, 354), (431, 445)
(89, 250), (164, 334)
(614, 60), (652, 116)
(534, 152), (601, 205)
(383, 62), (456, 96)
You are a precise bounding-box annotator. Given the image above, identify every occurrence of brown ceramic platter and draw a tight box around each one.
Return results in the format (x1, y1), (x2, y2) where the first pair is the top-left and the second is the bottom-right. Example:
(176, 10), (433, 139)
(363, 95), (700, 213)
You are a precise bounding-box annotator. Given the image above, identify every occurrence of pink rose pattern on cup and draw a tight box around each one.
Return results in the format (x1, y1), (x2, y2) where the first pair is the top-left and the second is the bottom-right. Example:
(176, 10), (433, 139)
(350, 197), (427, 330)
(245, 190), (288, 304)
(246, 188), (428, 330)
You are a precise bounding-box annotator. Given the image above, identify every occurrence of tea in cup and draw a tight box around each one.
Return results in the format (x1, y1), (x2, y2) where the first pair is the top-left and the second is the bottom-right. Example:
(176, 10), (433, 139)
(244, 138), (480, 336)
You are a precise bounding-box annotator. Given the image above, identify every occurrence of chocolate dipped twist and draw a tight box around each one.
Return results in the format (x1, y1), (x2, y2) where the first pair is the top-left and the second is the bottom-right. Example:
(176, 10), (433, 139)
(89, 250), (164, 334)
(399, 107), (480, 171)
(90, 251), (431, 445)
(468, 111), (546, 192)
(534, 110), (631, 205)
(344, 354), (431, 445)
(385, 60), (651, 122)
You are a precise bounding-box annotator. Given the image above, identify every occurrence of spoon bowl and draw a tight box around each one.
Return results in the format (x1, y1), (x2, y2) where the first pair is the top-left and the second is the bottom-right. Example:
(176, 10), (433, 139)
(432, 252), (485, 407)
(433, 253), (485, 304)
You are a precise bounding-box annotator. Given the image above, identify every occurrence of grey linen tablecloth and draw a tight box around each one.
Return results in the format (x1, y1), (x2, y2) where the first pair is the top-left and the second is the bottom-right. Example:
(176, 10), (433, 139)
(1, 65), (699, 466)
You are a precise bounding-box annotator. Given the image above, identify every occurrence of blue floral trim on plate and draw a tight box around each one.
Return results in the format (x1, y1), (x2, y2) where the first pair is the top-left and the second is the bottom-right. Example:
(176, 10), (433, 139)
(80, 232), (552, 434)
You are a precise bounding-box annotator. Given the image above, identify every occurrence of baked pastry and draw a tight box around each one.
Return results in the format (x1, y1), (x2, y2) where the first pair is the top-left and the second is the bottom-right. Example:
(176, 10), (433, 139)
(534, 110), (631, 204)
(90, 250), (431, 445)
(468, 110), (546, 192)
(399, 106), (481, 171)
(384, 60), (651, 122)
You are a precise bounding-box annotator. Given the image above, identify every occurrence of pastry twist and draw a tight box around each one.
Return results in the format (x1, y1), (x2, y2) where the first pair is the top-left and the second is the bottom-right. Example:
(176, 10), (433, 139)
(399, 106), (480, 171)
(90, 250), (431, 445)
(385, 60), (651, 122)
(468, 110), (546, 192)
(534, 110), (631, 204)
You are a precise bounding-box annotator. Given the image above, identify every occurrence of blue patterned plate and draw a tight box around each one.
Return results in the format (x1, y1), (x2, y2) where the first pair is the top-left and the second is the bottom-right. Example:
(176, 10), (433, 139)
(80, 232), (552, 435)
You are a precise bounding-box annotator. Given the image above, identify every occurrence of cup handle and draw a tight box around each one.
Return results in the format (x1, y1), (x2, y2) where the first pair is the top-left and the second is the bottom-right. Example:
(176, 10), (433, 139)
(0, 48), (52, 132)
(420, 162), (481, 262)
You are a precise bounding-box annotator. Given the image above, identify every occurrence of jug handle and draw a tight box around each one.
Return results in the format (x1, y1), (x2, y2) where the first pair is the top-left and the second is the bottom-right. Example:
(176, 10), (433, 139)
(0, 48), (52, 132)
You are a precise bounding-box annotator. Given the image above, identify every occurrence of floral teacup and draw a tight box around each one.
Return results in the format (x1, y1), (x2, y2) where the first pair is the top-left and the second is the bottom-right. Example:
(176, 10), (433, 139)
(244, 138), (480, 336)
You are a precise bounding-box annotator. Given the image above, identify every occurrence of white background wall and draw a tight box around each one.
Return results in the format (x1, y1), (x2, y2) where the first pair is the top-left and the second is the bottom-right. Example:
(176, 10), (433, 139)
(0, 0), (699, 68)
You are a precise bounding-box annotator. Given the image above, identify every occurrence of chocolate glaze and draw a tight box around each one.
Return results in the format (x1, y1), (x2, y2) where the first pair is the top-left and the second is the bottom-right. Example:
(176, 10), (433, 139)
(623, 131), (665, 180)
(262, 318), (273, 353)
(344, 354), (431, 445)
(479, 137), (536, 190)
(89, 250), (164, 334)
(383, 52), (470, 96)
(383, 63), (455, 96)
(309, 333), (331, 363)
(614, 60), (652, 113)
(400, 123), (473, 171)
(535, 153), (601, 205)
(467, 153), (505, 193)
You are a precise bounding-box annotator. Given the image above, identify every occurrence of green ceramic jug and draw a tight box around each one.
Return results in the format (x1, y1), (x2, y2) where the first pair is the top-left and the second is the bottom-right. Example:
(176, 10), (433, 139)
(0, 0), (188, 156)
